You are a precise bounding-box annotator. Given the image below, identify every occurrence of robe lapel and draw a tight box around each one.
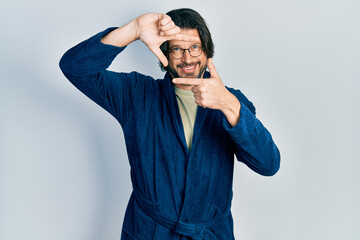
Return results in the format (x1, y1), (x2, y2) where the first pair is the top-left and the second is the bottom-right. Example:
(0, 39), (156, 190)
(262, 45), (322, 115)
(188, 71), (211, 153)
(164, 71), (212, 222)
(163, 72), (189, 155)
(162, 71), (211, 156)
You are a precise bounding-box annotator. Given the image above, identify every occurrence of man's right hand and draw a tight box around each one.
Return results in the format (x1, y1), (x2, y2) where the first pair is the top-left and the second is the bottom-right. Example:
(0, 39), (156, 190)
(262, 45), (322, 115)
(135, 13), (197, 67)
(101, 13), (199, 67)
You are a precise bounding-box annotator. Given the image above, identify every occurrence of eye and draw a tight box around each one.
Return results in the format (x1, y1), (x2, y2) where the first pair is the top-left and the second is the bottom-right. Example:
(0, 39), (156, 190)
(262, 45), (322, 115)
(172, 47), (181, 52)
(191, 45), (200, 50)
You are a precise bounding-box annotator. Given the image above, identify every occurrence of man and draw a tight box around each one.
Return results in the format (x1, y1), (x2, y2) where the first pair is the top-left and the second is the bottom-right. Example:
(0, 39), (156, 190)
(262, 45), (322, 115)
(60, 8), (280, 240)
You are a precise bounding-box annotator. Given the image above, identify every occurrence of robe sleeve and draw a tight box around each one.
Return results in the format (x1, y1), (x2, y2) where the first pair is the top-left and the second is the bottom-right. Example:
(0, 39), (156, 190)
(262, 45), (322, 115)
(59, 27), (147, 127)
(223, 88), (281, 176)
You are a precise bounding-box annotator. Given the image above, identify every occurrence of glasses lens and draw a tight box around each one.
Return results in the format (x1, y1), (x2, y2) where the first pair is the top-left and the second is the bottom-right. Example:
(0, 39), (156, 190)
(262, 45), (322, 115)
(170, 46), (203, 59)
(170, 48), (181, 59)
(189, 45), (202, 57)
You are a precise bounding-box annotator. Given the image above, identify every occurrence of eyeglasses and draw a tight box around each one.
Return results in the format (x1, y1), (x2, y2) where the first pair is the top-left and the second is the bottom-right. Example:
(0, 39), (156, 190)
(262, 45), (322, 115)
(168, 45), (204, 59)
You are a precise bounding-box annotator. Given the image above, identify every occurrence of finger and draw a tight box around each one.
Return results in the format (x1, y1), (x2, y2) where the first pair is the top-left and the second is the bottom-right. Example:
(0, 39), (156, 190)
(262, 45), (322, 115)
(159, 14), (172, 26)
(150, 46), (168, 67)
(167, 33), (201, 43)
(194, 92), (201, 99)
(207, 58), (219, 78)
(159, 21), (176, 32)
(172, 78), (202, 85)
(195, 99), (205, 107)
(161, 26), (181, 37)
(191, 85), (200, 93)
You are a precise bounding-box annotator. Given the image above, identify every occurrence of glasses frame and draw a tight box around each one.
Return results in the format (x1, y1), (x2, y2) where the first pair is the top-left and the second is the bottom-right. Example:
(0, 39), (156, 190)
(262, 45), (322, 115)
(168, 45), (205, 59)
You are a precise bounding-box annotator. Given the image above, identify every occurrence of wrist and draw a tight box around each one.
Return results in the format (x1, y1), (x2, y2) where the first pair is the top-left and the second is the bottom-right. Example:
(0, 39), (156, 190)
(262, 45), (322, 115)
(220, 92), (240, 113)
(101, 19), (139, 47)
(220, 92), (241, 127)
(132, 18), (141, 40)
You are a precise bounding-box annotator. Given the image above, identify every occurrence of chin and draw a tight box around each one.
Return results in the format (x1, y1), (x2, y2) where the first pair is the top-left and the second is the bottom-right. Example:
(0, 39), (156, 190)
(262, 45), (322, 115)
(181, 72), (200, 78)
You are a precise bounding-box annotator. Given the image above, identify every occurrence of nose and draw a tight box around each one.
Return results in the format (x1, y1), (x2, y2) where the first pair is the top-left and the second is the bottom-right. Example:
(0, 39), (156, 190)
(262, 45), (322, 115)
(181, 49), (192, 63)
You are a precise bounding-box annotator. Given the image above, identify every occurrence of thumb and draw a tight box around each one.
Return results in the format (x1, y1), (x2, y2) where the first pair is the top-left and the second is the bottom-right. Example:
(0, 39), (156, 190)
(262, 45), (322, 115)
(149, 45), (168, 67)
(207, 58), (219, 78)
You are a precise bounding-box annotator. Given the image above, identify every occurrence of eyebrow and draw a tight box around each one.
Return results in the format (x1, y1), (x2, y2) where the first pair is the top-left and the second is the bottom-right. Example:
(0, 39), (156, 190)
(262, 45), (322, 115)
(169, 43), (202, 48)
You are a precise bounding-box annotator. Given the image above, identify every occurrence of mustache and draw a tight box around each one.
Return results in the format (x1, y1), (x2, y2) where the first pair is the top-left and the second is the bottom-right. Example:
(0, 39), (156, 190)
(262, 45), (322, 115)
(177, 62), (200, 68)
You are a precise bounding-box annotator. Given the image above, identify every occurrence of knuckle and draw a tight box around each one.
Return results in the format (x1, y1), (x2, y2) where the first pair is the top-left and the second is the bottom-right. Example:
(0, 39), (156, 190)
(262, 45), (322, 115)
(199, 86), (206, 92)
(163, 15), (170, 21)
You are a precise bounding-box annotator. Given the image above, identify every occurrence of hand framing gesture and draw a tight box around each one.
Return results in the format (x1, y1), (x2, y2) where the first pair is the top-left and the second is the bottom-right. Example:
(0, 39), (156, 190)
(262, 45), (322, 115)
(136, 13), (200, 67)
(101, 13), (200, 67)
(173, 58), (241, 126)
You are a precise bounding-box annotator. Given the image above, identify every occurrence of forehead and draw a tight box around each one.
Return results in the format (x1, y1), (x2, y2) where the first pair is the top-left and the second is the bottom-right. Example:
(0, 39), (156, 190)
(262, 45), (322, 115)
(168, 28), (201, 47)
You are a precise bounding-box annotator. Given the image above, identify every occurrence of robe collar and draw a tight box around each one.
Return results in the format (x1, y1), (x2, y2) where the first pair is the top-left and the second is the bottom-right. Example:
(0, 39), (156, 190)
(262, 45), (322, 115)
(162, 71), (211, 155)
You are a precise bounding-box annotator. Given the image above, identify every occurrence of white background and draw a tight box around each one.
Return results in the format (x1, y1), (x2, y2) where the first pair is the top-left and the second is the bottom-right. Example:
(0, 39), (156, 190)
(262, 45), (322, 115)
(1, 0), (359, 239)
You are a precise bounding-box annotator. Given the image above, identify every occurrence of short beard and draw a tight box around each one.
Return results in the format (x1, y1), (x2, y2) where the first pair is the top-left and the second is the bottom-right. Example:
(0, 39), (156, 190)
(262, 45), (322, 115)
(167, 62), (207, 79)
(167, 65), (181, 79)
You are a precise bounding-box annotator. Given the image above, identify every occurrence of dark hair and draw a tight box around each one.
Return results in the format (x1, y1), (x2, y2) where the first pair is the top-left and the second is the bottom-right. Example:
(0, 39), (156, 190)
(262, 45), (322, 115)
(159, 8), (214, 71)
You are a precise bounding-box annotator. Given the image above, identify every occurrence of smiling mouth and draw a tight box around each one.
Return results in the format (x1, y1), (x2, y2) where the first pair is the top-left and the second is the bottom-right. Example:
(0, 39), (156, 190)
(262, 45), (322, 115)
(180, 64), (197, 74)
(183, 65), (195, 70)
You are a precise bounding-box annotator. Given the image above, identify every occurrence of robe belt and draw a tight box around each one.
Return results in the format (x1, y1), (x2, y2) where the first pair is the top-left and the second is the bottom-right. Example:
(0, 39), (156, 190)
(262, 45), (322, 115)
(133, 187), (229, 240)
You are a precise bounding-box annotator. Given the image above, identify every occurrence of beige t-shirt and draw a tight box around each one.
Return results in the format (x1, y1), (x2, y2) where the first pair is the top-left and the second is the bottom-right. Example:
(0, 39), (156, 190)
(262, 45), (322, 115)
(174, 86), (198, 151)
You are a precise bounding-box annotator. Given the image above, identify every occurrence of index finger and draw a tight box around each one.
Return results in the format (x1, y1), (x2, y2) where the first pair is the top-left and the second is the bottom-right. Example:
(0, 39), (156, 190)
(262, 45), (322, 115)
(167, 34), (201, 42)
(172, 78), (202, 85)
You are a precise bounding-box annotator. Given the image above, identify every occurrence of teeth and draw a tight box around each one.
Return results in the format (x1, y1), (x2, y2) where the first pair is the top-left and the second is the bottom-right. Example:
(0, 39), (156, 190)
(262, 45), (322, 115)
(184, 65), (195, 70)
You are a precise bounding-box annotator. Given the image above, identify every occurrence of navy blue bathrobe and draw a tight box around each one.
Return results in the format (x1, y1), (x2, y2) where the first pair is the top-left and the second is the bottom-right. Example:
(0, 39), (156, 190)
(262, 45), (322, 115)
(59, 28), (280, 240)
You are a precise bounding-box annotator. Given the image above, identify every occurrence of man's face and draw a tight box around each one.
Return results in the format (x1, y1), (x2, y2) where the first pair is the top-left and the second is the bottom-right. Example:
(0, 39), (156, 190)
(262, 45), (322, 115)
(167, 28), (208, 87)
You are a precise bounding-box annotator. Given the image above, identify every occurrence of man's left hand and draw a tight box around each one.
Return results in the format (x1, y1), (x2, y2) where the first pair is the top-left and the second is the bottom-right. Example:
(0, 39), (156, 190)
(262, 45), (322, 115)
(172, 58), (241, 127)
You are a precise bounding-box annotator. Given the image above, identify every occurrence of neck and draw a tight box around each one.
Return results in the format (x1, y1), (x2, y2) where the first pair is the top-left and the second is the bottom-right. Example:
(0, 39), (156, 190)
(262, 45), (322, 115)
(174, 84), (194, 91)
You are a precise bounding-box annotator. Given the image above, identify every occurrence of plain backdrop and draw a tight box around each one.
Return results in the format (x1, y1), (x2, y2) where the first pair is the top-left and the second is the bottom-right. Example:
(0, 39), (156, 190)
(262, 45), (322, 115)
(1, 0), (359, 239)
